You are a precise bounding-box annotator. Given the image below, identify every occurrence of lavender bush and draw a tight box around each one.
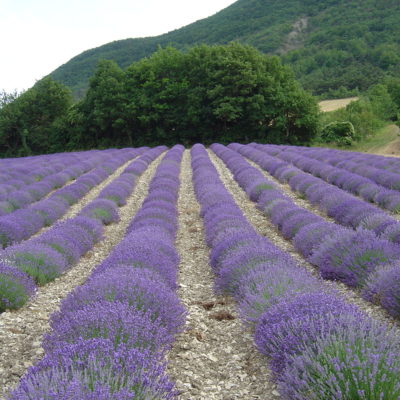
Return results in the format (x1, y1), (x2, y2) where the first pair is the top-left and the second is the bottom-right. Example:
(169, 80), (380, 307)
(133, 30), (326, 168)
(44, 301), (172, 355)
(57, 266), (186, 335)
(279, 317), (400, 400)
(2, 243), (68, 285)
(254, 293), (362, 377)
(79, 199), (120, 225)
(0, 263), (36, 311)
(10, 339), (176, 400)
(362, 263), (400, 318)
(311, 228), (400, 287)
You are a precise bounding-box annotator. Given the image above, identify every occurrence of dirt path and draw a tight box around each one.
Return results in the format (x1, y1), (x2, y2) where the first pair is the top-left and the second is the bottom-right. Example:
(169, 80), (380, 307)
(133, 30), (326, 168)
(0, 153), (164, 398)
(369, 125), (400, 156)
(167, 150), (276, 400)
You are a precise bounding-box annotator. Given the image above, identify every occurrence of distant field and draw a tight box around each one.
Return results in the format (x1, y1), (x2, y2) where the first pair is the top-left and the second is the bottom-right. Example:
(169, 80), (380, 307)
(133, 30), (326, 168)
(318, 97), (359, 112)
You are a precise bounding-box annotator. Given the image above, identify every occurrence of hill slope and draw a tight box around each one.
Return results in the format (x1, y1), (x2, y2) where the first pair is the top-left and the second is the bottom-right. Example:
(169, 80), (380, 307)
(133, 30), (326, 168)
(50, 0), (400, 97)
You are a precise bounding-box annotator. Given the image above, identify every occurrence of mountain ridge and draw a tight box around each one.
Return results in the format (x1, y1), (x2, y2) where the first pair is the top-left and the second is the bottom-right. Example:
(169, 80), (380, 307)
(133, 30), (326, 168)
(49, 0), (400, 98)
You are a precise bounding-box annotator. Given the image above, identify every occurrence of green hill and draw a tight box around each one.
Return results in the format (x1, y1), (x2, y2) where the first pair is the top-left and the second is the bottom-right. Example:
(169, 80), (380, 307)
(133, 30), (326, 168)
(50, 0), (400, 98)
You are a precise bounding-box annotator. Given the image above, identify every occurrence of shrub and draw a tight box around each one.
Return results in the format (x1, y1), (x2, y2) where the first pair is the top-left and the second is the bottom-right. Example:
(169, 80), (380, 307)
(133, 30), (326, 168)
(57, 266), (186, 335)
(292, 222), (339, 259)
(362, 263), (400, 318)
(2, 243), (68, 285)
(279, 317), (400, 400)
(280, 212), (322, 240)
(0, 263), (36, 311)
(79, 199), (120, 225)
(237, 266), (323, 325)
(43, 301), (172, 355)
(254, 293), (363, 377)
(215, 244), (293, 294)
(320, 121), (355, 146)
(311, 229), (400, 287)
(10, 339), (176, 400)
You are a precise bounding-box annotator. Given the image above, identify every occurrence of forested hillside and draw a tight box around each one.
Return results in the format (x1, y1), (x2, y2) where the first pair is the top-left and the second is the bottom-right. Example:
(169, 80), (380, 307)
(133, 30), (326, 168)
(50, 0), (400, 98)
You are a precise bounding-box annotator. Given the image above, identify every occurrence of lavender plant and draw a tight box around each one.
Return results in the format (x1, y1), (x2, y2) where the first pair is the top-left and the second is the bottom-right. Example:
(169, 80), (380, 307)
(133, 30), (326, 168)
(0, 263), (36, 311)
(279, 316), (400, 400)
(9, 339), (176, 400)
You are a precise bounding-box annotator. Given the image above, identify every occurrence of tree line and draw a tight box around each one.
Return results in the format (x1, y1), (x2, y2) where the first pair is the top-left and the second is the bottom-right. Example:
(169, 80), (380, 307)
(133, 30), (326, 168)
(0, 43), (319, 157)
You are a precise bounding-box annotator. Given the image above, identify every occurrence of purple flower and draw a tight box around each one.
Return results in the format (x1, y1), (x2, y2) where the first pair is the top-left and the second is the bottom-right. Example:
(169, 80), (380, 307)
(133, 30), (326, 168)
(10, 339), (176, 400)
(311, 228), (400, 287)
(362, 263), (400, 318)
(58, 266), (186, 335)
(44, 301), (173, 355)
(254, 293), (363, 377)
(238, 266), (324, 325)
(79, 199), (120, 225)
(2, 242), (68, 285)
(279, 316), (400, 400)
(0, 263), (36, 311)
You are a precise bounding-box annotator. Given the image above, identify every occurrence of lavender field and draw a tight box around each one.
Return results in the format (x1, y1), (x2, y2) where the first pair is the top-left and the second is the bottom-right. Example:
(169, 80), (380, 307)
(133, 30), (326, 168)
(0, 144), (400, 400)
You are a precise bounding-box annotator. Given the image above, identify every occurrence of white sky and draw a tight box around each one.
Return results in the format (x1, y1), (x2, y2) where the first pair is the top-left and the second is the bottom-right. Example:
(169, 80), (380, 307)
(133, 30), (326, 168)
(0, 0), (236, 92)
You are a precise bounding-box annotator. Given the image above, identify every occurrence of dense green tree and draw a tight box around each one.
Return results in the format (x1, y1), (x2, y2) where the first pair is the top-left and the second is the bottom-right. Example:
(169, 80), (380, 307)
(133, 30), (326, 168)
(0, 78), (72, 156)
(75, 60), (130, 148)
(123, 44), (319, 145)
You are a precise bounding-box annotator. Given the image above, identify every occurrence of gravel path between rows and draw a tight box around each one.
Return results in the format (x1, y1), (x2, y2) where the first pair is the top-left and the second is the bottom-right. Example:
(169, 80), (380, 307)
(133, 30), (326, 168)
(0, 153), (164, 398)
(209, 151), (400, 332)
(167, 150), (277, 400)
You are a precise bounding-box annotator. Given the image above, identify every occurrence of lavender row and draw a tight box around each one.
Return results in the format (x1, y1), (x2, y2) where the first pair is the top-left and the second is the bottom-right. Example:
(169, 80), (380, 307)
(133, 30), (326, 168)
(193, 144), (400, 399)
(215, 143), (400, 320)
(254, 143), (400, 211)
(79, 146), (167, 224)
(288, 145), (400, 175)
(0, 148), (141, 248)
(233, 143), (400, 243)
(0, 151), (94, 186)
(0, 147), (164, 312)
(9, 145), (186, 399)
(0, 150), (113, 207)
(0, 151), (115, 216)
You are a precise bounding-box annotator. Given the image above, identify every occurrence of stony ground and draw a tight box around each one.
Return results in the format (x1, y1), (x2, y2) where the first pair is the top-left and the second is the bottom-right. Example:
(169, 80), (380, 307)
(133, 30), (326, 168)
(0, 148), (399, 399)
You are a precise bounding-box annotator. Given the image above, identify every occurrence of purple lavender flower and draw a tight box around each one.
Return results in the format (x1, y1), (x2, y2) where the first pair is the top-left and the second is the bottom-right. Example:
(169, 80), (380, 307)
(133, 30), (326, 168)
(79, 199), (120, 225)
(311, 228), (400, 287)
(30, 198), (69, 226)
(58, 266), (186, 335)
(280, 211), (322, 240)
(362, 263), (400, 318)
(70, 216), (104, 244)
(2, 242), (68, 285)
(0, 263), (36, 311)
(279, 316), (400, 400)
(44, 301), (173, 355)
(215, 243), (295, 294)
(10, 339), (176, 400)
(238, 266), (324, 325)
(254, 293), (363, 377)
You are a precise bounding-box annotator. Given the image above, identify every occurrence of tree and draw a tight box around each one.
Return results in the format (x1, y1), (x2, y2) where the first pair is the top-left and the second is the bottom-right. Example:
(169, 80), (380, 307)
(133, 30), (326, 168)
(124, 43), (319, 145)
(74, 60), (129, 149)
(0, 78), (72, 156)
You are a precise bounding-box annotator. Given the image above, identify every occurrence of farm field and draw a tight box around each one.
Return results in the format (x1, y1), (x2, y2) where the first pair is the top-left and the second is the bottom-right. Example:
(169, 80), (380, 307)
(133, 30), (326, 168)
(318, 97), (359, 112)
(0, 145), (400, 399)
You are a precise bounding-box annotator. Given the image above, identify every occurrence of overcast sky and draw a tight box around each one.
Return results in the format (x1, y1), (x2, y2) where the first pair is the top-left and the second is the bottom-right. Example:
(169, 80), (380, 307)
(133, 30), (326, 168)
(0, 0), (236, 92)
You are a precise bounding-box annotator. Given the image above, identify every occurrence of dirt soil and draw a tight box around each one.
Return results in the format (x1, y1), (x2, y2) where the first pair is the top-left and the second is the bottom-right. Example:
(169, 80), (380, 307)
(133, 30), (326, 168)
(318, 97), (359, 112)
